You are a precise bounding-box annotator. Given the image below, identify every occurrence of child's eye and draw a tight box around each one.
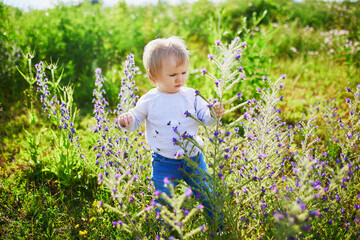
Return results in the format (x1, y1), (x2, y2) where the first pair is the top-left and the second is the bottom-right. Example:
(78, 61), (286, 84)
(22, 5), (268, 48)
(170, 74), (176, 77)
(182, 72), (187, 75)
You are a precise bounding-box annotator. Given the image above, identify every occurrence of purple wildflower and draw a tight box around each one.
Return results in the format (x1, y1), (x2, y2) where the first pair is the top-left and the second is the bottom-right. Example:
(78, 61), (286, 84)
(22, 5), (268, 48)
(164, 177), (170, 185)
(196, 204), (204, 210)
(303, 225), (311, 231)
(95, 68), (102, 74)
(310, 209), (321, 216)
(200, 225), (207, 232)
(274, 213), (284, 221)
(299, 203), (306, 210)
(174, 151), (183, 158)
(185, 187), (192, 197)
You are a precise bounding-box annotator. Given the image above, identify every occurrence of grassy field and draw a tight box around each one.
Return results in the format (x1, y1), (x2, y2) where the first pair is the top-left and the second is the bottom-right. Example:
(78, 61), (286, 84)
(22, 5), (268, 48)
(1, 0), (359, 239)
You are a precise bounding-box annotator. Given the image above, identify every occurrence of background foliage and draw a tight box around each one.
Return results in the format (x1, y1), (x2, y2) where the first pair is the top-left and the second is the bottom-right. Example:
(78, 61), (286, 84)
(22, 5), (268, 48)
(0, 0), (359, 239)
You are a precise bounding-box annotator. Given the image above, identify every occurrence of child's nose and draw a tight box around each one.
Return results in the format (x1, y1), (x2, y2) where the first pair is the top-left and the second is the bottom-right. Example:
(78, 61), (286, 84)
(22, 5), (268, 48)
(175, 76), (183, 83)
(177, 74), (185, 82)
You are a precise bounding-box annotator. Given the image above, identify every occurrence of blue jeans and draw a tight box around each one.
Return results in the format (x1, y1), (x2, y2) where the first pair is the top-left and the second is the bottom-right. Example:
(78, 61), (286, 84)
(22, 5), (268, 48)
(151, 152), (218, 221)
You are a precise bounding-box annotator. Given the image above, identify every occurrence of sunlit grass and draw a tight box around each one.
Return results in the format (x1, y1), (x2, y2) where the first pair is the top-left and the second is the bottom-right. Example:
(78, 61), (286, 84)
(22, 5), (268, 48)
(1, 0), (359, 239)
(272, 55), (359, 123)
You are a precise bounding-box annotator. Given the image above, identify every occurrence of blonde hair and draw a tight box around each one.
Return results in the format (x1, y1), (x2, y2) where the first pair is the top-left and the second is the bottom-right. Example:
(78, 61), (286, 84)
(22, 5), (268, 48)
(143, 36), (190, 85)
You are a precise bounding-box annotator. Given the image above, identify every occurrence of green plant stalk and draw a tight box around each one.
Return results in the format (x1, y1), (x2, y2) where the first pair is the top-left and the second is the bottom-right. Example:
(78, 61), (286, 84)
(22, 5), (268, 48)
(25, 57), (36, 117)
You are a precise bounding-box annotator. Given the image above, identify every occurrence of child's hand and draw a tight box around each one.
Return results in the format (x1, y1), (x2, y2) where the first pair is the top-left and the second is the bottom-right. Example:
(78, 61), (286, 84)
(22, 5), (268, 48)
(118, 113), (133, 127)
(212, 102), (225, 117)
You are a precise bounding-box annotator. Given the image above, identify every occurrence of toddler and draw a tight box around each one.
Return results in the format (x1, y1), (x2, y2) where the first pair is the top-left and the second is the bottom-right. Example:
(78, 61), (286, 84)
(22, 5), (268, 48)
(118, 36), (224, 227)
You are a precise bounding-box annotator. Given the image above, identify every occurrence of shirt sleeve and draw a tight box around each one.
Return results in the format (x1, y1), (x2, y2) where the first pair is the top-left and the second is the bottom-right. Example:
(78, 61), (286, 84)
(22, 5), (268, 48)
(194, 94), (216, 126)
(126, 95), (148, 132)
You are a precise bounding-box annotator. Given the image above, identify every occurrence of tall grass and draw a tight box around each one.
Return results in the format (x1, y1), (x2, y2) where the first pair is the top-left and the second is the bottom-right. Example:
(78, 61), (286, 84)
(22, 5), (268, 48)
(5, 36), (357, 239)
(1, 0), (359, 239)
(1, 0), (359, 108)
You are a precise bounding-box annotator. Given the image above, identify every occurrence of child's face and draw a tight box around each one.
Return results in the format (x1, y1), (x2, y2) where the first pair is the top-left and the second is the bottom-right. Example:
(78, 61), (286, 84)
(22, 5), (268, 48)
(155, 55), (188, 94)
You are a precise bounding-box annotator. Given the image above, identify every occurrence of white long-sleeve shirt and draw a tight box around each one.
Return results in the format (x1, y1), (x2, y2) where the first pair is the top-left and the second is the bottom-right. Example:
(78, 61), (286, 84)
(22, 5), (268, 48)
(127, 87), (215, 158)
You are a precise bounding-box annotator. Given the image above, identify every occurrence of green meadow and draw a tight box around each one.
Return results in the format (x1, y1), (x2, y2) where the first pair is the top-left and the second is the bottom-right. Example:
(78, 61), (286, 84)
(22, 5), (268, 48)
(1, 0), (359, 239)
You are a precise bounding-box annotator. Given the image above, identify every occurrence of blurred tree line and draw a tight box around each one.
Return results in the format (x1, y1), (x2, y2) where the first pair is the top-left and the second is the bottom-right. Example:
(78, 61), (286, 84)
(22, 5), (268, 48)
(0, 0), (359, 112)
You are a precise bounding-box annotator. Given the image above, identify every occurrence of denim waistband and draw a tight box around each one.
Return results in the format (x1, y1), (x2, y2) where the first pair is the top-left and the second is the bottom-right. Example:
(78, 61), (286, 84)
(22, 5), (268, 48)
(151, 152), (179, 161)
(151, 152), (202, 162)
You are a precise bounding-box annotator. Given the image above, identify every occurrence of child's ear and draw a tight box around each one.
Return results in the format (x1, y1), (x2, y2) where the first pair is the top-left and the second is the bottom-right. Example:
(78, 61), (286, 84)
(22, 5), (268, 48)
(146, 69), (151, 78)
(147, 70), (156, 86)
(149, 78), (156, 86)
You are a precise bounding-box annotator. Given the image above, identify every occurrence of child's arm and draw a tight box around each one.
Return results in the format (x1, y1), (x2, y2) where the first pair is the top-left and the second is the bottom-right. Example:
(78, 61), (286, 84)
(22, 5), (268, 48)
(117, 93), (149, 131)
